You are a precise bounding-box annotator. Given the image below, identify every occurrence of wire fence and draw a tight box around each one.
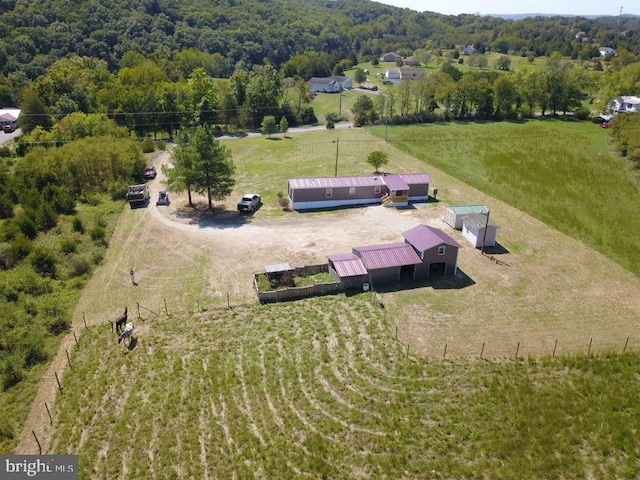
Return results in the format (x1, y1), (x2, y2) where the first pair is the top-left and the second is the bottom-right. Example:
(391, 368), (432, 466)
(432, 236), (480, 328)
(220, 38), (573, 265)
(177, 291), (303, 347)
(30, 290), (636, 454)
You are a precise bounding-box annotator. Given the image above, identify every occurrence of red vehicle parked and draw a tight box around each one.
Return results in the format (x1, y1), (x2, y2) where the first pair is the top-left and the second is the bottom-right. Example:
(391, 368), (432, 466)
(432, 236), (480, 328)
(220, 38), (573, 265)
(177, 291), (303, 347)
(143, 166), (157, 179)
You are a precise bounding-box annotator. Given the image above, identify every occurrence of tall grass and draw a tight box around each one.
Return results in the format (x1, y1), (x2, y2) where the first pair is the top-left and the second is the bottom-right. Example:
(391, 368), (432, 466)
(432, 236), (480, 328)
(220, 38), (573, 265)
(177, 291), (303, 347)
(49, 295), (640, 479)
(371, 119), (640, 276)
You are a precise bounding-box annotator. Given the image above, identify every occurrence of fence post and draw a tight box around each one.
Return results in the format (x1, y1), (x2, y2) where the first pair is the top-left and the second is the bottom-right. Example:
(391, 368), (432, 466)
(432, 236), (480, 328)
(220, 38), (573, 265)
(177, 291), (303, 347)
(227, 292), (230, 309)
(395, 326), (398, 340)
(45, 402), (53, 426)
(553, 339), (558, 357)
(32, 431), (42, 455)
(197, 299), (200, 313)
(54, 372), (63, 394)
(83, 312), (87, 329)
(587, 338), (592, 356)
(137, 302), (141, 319)
(164, 298), (169, 317)
(72, 331), (78, 346)
(65, 349), (72, 369)
(480, 342), (485, 359)
(623, 336), (629, 353)
(443, 343), (447, 359)
(515, 342), (520, 358)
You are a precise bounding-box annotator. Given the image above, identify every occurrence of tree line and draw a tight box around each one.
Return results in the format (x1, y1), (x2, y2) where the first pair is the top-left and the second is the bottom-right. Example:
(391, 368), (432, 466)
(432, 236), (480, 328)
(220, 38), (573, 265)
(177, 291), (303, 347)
(347, 54), (640, 126)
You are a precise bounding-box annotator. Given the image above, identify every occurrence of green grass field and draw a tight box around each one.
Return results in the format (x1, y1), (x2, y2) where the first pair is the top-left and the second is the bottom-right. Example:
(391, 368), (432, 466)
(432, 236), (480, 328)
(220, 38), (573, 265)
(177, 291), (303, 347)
(50, 296), (640, 479)
(370, 119), (640, 277)
(16, 119), (640, 479)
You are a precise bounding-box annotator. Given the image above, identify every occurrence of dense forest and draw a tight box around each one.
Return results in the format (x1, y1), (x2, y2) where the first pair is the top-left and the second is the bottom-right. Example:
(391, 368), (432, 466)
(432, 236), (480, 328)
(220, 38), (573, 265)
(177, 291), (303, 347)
(1, 0), (639, 84)
(0, 0), (637, 138)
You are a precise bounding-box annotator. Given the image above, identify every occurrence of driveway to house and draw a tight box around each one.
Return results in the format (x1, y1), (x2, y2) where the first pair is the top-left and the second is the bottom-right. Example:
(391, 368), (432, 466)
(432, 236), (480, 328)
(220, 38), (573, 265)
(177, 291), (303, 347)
(0, 128), (21, 145)
(145, 148), (446, 299)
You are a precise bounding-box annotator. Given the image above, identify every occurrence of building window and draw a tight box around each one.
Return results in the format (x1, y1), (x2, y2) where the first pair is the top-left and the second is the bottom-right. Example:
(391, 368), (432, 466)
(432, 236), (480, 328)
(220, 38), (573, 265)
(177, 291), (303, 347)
(349, 187), (356, 196)
(374, 186), (381, 194)
(326, 188), (332, 198)
(438, 246), (446, 255)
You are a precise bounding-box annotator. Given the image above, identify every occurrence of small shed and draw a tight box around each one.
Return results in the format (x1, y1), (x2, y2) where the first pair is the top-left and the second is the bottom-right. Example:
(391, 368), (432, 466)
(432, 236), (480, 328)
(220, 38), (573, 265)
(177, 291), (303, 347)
(444, 204), (489, 230)
(462, 213), (498, 248)
(327, 253), (368, 289)
(265, 263), (294, 284)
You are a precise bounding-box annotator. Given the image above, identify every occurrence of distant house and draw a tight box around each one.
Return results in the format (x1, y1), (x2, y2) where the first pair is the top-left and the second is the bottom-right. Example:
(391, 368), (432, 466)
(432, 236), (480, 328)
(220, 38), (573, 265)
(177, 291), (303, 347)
(404, 56), (420, 66)
(287, 173), (431, 211)
(610, 96), (640, 114)
(308, 76), (353, 93)
(380, 52), (402, 63)
(444, 204), (489, 230)
(599, 47), (617, 57)
(402, 224), (462, 279)
(463, 45), (477, 55)
(384, 67), (426, 81)
(352, 243), (422, 285)
(0, 109), (20, 130)
(461, 213), (498, 248)
(385, 68), (402, 80)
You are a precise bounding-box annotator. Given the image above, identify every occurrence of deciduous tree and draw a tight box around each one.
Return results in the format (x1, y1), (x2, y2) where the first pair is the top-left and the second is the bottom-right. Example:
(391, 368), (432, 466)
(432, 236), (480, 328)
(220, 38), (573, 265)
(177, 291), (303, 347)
(366, 150), (389, 173)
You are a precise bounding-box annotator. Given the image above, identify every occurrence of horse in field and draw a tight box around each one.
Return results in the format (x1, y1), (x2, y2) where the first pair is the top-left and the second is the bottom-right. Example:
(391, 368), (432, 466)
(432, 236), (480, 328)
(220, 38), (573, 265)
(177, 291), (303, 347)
(118, 322), (135, 346)
(113, 307), (128, 334)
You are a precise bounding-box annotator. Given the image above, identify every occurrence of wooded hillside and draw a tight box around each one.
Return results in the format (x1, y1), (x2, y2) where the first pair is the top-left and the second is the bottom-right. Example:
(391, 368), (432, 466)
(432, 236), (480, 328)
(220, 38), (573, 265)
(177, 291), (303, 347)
(0, 0), (638, 83)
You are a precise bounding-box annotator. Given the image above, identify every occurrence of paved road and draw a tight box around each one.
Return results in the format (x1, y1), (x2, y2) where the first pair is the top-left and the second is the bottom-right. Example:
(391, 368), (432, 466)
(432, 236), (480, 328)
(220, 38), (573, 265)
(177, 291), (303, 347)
(217, 121), (354, 140)
(0, 128), (21, 145)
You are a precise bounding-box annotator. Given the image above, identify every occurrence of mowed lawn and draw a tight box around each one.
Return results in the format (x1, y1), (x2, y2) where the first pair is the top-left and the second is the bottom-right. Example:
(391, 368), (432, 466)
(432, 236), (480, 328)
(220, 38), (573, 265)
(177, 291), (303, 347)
(50, 297), (640, 479)
(371, 119), (640, 277)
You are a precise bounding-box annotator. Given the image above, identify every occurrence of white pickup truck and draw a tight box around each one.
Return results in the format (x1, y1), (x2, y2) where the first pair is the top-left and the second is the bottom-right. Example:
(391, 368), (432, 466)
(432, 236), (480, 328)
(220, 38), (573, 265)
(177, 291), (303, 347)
(237, 194), (261, 213)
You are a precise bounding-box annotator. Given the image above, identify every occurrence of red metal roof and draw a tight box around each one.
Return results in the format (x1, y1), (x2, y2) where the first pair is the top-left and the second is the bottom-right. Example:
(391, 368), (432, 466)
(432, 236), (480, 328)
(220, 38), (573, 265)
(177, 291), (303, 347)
(402, 225), (462, 252)
(399, 173), (431, 185)
(288, 176), (386, 190)
(352, 242), (422, 270)
(382, 174), (409, 190)
(327, 253), (368, 277)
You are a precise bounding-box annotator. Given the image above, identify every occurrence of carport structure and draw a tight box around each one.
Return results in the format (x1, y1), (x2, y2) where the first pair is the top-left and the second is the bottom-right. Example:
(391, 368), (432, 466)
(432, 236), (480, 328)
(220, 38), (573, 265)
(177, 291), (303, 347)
(352, 242), (422, 286)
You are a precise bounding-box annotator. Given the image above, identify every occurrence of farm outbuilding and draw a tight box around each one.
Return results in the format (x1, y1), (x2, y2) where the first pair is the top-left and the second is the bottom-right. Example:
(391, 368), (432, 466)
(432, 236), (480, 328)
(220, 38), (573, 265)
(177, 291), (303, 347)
(327, 253), (369, 289)
(352, 243), (422, 286)
(444, 204), (489, 229)
(264, 263), (294, 284)
(462, 213), (498, 248)
(288, 173), (431, 211)
(402, 225), (462, 279)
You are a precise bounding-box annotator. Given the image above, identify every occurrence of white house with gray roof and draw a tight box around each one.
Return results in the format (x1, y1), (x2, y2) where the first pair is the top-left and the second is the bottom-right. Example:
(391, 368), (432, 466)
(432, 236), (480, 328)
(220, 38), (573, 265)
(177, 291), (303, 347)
(308, 76), (352, 93)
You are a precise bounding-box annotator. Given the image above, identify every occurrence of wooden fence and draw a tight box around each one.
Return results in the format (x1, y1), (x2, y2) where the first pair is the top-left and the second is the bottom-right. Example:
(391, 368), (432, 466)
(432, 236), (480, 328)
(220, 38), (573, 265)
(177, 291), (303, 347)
(255, 264), (341, 303)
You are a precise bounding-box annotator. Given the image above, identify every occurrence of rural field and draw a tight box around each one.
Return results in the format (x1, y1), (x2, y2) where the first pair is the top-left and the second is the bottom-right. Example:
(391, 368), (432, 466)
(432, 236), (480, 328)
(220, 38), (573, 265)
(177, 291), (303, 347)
(17, 122), (640, 478)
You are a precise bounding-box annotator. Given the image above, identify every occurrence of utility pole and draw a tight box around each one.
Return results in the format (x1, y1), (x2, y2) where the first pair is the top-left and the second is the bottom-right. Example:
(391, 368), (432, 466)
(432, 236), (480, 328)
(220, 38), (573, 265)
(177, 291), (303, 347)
(384, 95), (389, 142)
(334, 138), (339, 177)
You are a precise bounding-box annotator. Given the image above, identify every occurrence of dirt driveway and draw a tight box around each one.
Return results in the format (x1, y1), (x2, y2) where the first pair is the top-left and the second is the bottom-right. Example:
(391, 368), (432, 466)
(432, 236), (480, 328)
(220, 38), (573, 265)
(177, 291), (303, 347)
(146, 150), (451, 296)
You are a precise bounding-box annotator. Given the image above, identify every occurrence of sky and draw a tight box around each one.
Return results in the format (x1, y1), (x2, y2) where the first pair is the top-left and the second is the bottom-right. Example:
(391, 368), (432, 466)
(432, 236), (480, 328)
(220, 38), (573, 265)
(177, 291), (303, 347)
(374, 0), (635, 17)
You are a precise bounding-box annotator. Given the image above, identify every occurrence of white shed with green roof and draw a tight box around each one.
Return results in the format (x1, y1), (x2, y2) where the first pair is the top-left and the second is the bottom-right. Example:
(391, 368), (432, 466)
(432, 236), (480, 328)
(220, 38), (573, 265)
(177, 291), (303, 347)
(444, 204), (489, 229)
